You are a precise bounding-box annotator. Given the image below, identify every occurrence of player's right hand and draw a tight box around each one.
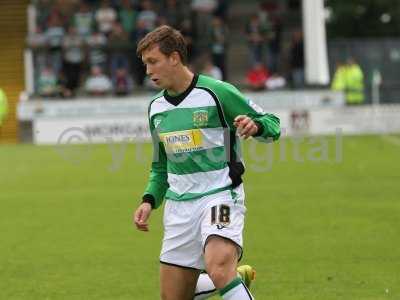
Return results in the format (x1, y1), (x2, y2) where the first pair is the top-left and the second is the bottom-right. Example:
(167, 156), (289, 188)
(134, 202), (152, 232)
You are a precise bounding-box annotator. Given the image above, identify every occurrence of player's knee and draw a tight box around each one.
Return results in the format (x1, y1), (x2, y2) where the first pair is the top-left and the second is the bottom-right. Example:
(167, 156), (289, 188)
(207, 261), (234, 289)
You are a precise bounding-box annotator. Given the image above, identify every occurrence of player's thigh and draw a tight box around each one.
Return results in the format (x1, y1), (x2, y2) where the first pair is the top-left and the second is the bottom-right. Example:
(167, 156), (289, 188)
(160, 263), (201, 300)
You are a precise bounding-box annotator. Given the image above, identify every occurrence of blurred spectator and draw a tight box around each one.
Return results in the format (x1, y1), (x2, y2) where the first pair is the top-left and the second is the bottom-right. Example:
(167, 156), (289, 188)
(72, 2), (95, 38)
(95, 0), (117, 36)
(119, 0), (138, 39)
(265, 73), (286, 90)
(28, 27), (47, 48)
(35, 0), (53, 30)
(137, 0), (158, 32)
(260, 0), (283, 73)
(0, 88), (8, 127)
(191, 0), (216, 50)
(191, 0), (217, 14)
(27, 27), (48, 75)
(37, 65), (59, 97)
(267, 19), (282, 73)
(214, 0), (230, 21)
(202, 58), (223, 80)
(62, 26), (84, 96)
(246, 62), (270, 91)
(331, 58), (365, 105)
(162, 0), (184, 29)
(109, 22), (130, 77)
(246, 13), (269, 66)
(289, 29), (305, 88)
(44, 12), (65, 75)
(45, 13), (65, 48)
(113, 67), (134, 96)
(132, 19), (151, 85)
(86, 31), (108, 69)
(180, 19), (196, 62)
(210, 16), (228, 80)
(84, 65), (113, 96)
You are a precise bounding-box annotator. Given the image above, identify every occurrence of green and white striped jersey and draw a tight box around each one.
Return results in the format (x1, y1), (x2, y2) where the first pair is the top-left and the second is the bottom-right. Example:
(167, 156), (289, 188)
(142, 74), (280, 209)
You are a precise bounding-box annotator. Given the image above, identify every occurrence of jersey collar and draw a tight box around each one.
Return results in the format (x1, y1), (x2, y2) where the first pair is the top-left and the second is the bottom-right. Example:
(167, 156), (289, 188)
(163, 74), (198, 106)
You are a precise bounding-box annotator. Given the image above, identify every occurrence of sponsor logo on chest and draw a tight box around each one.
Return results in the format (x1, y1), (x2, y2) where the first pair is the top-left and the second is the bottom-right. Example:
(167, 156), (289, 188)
(160, 129), (204, 154)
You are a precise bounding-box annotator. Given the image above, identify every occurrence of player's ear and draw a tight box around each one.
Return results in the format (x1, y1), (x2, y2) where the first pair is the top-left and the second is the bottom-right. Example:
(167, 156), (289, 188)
(170, 51), (181, 66)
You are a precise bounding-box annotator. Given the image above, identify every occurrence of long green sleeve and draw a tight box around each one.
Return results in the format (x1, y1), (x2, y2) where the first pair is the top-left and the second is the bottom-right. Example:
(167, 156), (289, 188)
(199, 78), (281, 142)
(142, 121), (169, 209)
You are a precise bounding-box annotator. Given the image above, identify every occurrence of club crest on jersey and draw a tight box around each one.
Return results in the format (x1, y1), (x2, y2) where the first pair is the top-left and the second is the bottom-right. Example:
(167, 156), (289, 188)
(193, 110), (208, 127)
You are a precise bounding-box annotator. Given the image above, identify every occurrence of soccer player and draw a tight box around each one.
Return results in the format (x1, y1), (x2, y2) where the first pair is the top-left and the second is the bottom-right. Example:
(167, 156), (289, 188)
(133, 25), (280, 300)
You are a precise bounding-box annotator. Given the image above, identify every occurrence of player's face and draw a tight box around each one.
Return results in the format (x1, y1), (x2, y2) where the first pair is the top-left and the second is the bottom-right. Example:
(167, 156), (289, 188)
(142, 46), (175, 90)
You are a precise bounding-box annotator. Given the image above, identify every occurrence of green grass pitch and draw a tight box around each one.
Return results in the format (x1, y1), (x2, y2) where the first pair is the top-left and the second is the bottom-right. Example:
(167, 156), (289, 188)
(1, 134), (399, 299)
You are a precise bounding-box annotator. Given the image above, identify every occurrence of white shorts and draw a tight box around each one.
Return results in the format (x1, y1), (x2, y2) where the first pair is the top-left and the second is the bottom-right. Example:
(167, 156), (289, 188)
(160, 184), (246, 270)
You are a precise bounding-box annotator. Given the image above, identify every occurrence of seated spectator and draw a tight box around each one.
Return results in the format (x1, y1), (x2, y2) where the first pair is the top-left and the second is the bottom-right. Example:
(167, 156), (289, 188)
(246, 62), (270, 91)
(113, 67), (134, 96)
(95, 0), (117, 36)
(37, 65), (59, 97)
(84, 65), (112, 96)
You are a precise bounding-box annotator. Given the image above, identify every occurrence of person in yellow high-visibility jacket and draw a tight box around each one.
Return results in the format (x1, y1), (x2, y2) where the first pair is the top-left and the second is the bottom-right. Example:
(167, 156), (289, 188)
(331, 58), (365, 104)
(0, 88), (8, 127)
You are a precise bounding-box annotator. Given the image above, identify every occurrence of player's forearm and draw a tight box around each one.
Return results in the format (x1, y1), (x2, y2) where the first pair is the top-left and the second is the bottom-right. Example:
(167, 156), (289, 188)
(142, 168), (169, 209)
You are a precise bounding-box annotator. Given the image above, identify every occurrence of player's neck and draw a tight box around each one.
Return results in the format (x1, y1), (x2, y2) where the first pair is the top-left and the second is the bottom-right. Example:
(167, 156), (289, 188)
(166, 67), (194, 96)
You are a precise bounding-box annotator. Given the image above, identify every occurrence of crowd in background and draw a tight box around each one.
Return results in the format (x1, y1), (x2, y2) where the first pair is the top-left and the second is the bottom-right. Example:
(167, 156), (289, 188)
(244, 1), (304, 91)
(28, 0), (230, 97)
(28, 0), (304, 98)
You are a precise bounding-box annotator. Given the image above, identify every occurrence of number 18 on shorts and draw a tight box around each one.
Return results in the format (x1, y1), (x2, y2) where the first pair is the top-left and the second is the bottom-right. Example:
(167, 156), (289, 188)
(160, 185), (246, 270)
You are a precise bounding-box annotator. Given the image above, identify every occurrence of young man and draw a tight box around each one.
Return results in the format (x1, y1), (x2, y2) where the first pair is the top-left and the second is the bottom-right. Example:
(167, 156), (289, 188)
(133, 25), (280, 300)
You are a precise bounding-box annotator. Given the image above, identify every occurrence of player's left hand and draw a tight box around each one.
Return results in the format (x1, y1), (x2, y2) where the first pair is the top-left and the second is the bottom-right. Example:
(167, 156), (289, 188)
(134, 202), (152, 232)
(233, 115), (259, 139)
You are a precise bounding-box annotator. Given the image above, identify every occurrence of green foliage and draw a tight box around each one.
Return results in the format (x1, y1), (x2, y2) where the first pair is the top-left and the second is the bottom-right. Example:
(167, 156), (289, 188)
(1, 135), (399, 299)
